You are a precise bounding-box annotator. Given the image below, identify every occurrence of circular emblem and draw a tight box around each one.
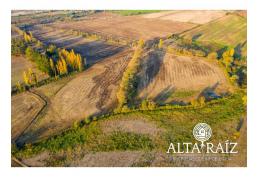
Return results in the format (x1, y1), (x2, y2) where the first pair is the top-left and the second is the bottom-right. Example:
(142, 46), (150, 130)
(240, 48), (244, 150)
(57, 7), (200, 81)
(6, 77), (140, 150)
(193, 123), (212, 143)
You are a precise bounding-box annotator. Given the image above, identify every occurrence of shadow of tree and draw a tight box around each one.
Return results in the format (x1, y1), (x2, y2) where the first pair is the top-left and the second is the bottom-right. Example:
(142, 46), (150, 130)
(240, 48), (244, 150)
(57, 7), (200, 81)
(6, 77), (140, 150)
(192, 33), (202, 42)
(15, 123), (55, 148)
(154, 86), (175, 104)
(137, 49), (166, 98)
(197, 82), (222, 101)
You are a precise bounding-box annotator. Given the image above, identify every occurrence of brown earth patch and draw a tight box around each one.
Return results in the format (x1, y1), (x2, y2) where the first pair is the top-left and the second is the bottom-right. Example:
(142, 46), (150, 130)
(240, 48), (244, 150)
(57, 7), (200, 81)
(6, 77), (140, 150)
(22, 152), (50, 167)
(11, 92), (45, 142)
(137, 51), (231, 103)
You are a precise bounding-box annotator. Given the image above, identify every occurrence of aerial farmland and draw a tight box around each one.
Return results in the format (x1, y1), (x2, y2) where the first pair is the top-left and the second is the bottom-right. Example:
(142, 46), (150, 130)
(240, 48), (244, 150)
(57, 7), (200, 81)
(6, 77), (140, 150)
(11, 10), (247, 167)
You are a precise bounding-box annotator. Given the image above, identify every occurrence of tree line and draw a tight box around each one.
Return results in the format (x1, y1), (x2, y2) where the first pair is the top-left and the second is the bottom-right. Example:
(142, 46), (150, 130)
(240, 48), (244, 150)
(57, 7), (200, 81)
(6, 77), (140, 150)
(116, 39), (144, 112)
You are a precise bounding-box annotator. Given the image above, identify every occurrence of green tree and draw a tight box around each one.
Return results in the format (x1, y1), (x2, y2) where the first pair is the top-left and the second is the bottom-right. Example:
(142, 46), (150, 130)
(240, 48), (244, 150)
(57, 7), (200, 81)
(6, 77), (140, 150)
(25, 47), (34, 61)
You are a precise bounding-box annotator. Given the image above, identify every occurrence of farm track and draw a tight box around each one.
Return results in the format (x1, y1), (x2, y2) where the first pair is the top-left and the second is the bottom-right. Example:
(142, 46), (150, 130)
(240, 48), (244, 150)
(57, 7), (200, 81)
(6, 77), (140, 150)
(11, 156), (29, 167)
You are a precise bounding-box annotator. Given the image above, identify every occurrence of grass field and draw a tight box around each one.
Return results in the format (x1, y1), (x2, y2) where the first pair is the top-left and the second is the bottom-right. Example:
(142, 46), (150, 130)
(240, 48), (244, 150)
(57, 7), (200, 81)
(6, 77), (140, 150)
(181, 14), (247, 49)
(14, 92), (246, 166)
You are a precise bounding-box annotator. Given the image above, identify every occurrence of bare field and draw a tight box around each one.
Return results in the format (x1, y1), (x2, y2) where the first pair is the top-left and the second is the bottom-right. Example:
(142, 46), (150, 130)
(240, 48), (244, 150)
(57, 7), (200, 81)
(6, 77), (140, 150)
(11, 92), (45, 142)
(29, 25), (125, 65)
(11, 55), (49, 87)
(137, 51), (231, 103)
(48, 12), (196, 41)
(17, 49), (132, 144)
(141, 10), (227, 24)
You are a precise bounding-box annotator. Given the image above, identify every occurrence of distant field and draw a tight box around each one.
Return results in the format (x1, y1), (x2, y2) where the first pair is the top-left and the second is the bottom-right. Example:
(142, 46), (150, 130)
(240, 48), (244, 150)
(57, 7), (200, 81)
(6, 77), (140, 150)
(141, 10), (227, 24)
(181, 14), (247, 48)
(49, 12), (196, 41)
(111, 10), (161, 16)
(11, 56), (49, 87)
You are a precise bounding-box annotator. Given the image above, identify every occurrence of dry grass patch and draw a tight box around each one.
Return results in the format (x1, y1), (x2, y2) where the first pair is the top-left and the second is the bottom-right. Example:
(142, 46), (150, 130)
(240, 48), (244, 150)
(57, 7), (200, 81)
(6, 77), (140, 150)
(101, 118), (162, 137)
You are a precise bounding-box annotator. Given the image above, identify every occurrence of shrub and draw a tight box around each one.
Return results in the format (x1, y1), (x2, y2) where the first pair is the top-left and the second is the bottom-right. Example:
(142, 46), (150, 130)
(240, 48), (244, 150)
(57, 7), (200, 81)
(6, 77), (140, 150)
(191, 97), (206, 107)
(121, 105), (131, 113)
(190, 99), (199, 107)
(15, 81), (24, 92)
(11, 38), (27, 55)
(242, 95), (247, 106)
(73, 121), (79, 129)
(103, 131), (154, 151)
(84, 117), (91, 124)
(158, 39), (163, 49)
(140, 99), (157, 110)
(207, 52), (218, 60)
(199, 96), (206, 107)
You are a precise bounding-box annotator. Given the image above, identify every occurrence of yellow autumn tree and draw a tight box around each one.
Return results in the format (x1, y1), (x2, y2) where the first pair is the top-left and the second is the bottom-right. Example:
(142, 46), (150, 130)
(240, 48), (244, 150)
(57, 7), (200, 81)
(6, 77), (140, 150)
(62, 58), (68, 74)
(23, 71), (30, 86)
(158, 39), (163, 49)
(56, 58), (68, 75)
(23, 32), (32, 43)
(49, 58), (57, 77)
(76, 54), (83, 72)
(116, 39), (144, 107)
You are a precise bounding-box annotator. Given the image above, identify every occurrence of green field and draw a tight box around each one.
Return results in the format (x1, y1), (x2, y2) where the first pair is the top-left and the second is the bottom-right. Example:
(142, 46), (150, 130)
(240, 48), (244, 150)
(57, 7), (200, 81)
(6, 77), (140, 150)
(111, 10), (161, 16)
(181, 14), (247, 49)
